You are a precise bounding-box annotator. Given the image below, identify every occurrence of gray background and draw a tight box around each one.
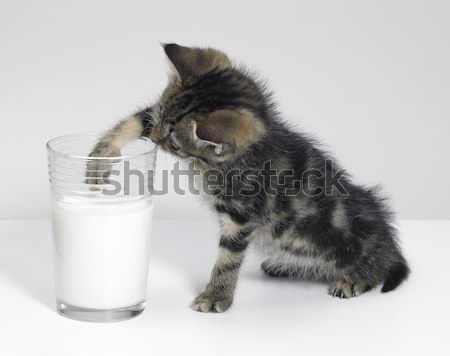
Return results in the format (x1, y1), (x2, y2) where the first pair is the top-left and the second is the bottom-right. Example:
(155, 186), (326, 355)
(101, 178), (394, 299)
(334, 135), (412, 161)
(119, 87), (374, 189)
(1, 0), (449, 220)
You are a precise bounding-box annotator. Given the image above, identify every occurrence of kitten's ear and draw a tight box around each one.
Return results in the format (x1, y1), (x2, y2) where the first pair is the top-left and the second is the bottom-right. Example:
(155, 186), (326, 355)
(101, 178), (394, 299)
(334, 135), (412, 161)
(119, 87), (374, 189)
(162, 43), (231, 83)
(186, 120), (227, 156)
(194, 109), (266, 157)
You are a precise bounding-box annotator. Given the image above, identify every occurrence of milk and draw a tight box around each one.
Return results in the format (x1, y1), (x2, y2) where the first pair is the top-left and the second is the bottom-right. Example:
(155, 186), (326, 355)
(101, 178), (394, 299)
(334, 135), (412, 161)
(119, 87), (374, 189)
(51, 196), (153, 310)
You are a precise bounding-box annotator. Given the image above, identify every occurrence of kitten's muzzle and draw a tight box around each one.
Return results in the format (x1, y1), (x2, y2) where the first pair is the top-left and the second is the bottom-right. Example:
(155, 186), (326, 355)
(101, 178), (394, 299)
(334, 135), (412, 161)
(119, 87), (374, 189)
(150, 125), (168, 144)
(168, 135), (180, 151)
(149, 128), (161, 144)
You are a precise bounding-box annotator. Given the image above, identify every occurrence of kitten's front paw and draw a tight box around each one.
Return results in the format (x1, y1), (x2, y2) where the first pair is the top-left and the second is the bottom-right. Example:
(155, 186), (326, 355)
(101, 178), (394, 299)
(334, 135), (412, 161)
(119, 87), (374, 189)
(190, 292), (233, 313)
(84, 149), (120, 187)
(85, 159), (112, 186)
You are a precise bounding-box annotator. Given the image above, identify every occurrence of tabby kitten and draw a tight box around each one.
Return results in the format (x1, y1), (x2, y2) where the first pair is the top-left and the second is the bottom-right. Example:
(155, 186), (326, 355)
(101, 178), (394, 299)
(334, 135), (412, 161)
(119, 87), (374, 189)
(88, 43), (409, 313)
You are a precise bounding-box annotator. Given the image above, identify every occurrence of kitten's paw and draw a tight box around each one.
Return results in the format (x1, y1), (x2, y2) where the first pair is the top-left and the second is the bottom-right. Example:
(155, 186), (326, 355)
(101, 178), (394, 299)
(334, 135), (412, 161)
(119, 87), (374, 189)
(261, 261), (290, 278)
(190, 292), (233, 313)
(329, 279), (372, 298)
(84, 151), (120, 187)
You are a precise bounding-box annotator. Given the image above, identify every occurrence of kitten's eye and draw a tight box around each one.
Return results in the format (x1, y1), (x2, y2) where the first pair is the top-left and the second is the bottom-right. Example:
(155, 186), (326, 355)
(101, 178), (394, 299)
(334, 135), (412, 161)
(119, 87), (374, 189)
(169, 134), (180, 151)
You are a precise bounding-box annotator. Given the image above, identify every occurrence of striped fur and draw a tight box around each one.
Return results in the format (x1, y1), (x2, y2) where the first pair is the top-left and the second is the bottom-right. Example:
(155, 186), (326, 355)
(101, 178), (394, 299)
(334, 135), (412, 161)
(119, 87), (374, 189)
(89, 43), (409, 312)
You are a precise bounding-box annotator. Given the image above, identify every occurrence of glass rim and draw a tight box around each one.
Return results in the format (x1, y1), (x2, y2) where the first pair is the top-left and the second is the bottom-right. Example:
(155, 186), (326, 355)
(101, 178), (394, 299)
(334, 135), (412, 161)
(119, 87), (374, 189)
(46, 133), (157, 160)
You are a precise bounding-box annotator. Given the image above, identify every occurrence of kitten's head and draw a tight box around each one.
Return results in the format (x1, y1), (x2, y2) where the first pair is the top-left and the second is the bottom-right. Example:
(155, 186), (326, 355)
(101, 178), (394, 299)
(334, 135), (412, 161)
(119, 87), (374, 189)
(150, 43), (266, 164)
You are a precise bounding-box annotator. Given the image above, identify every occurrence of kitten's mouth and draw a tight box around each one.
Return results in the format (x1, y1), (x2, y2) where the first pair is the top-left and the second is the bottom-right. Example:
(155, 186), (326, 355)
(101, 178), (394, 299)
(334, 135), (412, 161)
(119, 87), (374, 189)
(168, 136), (180, 151)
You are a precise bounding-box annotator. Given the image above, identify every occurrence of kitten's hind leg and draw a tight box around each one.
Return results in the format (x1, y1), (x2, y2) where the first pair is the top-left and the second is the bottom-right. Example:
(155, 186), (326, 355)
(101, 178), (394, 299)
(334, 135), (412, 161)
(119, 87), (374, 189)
(328, 279), (373, 298)
(261, 260), (296, 278)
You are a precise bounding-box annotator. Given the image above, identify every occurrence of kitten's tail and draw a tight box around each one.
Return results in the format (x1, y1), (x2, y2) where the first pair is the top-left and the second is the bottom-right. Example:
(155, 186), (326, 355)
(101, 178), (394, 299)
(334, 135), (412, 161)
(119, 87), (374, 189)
(381, 261), (410, 293)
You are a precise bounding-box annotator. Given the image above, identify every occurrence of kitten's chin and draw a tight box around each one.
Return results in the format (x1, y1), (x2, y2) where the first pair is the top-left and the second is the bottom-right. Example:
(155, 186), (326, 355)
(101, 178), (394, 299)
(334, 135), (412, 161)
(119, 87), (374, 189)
(172, 150), (189, 159)
(162, 146), (190, 160)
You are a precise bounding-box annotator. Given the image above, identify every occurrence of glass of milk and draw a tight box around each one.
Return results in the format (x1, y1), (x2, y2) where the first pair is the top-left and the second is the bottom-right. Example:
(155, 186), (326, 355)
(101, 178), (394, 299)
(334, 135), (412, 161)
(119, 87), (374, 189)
(46, 134), (157, 322)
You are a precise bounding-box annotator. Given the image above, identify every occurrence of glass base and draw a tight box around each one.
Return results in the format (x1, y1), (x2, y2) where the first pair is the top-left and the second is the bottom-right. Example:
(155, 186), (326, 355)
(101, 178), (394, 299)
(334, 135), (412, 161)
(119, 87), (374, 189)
(56, 299), (146, 322)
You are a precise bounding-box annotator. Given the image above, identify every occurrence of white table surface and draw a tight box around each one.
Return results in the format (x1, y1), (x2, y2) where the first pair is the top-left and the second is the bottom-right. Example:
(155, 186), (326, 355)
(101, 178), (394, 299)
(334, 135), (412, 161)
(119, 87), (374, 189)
(0, 219), (448, 356)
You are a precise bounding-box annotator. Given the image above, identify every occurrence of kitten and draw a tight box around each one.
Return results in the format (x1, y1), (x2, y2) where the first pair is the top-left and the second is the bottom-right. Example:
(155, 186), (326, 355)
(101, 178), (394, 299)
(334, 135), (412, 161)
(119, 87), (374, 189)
(87, 43), (409, 313)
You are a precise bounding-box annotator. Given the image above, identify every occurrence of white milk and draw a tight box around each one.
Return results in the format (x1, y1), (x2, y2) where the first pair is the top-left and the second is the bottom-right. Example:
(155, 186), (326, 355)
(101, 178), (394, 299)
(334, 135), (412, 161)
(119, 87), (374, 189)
(51, 196), (153, 310)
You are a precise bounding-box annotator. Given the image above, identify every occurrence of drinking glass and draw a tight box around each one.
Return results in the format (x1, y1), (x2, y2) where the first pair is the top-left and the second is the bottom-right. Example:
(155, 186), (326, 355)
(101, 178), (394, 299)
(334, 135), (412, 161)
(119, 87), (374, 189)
(46, 133), (157, 322)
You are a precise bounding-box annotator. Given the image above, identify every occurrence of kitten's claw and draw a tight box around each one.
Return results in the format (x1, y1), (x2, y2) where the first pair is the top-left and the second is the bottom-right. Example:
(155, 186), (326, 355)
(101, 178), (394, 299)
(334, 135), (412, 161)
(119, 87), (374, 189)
(328, 279), (372, 298)
(190, 292), (233, 313)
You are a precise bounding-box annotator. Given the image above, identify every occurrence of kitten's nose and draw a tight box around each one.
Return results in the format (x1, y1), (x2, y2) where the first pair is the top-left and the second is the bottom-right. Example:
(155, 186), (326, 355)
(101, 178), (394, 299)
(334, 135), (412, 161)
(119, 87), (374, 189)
(150, 127), (161, 144)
